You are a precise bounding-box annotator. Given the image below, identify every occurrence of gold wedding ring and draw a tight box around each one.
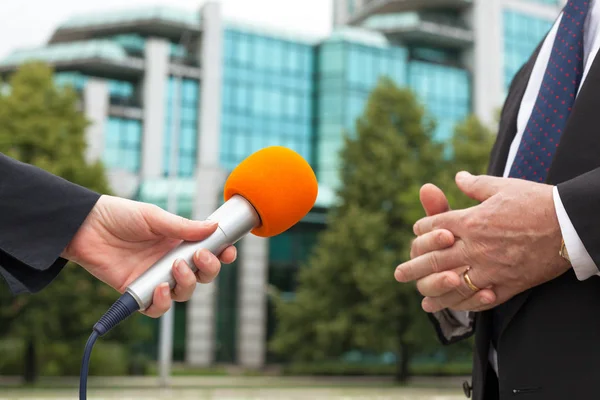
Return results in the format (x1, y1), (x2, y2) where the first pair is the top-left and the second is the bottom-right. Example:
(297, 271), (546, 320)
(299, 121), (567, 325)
(463, 267), (480, 293)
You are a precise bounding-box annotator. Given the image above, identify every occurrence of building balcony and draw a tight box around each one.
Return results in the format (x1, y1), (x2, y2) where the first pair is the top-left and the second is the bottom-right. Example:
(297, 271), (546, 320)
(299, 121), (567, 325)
(49, 6), (202, 45)
(349, 0), (472, 25)
(362, 12), (473, 48)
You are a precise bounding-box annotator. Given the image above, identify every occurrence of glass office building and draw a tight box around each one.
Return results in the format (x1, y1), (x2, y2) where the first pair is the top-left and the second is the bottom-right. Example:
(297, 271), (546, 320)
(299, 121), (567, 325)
(0, 0), (562, 368)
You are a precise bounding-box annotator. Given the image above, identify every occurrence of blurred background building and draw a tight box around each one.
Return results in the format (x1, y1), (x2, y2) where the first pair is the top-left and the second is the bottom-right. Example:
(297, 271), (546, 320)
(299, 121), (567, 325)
(0, 0), (563, 368)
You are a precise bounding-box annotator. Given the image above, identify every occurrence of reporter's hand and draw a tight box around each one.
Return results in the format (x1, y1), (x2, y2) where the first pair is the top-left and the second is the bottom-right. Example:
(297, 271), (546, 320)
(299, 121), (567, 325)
(62, 195), (237, 318)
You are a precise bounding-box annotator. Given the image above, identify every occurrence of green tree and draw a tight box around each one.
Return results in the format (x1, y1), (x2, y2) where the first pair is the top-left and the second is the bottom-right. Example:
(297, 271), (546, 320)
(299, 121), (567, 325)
(0, 62), (147, 382)
(270, 78), (495, 382)
(270, 78), (444, 381)
(440, 115), (496, 210)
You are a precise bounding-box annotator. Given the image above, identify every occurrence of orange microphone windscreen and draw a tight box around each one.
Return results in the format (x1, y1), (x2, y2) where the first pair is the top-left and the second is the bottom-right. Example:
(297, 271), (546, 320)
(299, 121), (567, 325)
(223, 146), (318, 238)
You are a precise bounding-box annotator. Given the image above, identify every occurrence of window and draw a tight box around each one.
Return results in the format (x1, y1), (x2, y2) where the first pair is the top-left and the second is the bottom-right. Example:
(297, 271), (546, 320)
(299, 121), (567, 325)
(104, 117), (142, 172)
(220, 28), (314, 171)
(347, 0), (355, 15)
(503, 10), (554, 90)
(408, 61), (470, 143)
(164, 77), (200, 177)
(108, 79), (136, 106)
(314, 40), (409, 188)
(524, 0), (558, 5)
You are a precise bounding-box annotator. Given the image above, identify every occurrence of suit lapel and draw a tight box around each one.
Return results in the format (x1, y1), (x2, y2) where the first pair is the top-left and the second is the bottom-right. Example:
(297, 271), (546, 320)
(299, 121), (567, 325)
(547, 46), (600, 184)
(484, 43), (543, 341)
(493, 40), (600, 340)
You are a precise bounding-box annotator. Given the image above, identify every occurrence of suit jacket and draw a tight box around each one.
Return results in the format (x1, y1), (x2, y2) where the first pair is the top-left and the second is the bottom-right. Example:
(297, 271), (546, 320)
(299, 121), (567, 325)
(431, 38), (600, 399)
(0, 153), (100, 294)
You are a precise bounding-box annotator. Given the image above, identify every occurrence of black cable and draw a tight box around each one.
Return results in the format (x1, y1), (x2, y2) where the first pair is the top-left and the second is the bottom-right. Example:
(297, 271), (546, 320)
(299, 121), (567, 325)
(79, 292), (140, 400)
(79, 330), (99, 400)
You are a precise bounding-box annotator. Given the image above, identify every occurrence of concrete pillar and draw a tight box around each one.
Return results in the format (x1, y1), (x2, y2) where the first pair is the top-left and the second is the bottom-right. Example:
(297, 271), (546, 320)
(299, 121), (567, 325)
(141, 38), (169, 179)
(333, 0), (349, 27)
(237, 235), (269, 368)
(83, 79), (108, 164)
(198, 1), (224, 168)
(186, 1), (225, 366)
(473, 0), (504, 126)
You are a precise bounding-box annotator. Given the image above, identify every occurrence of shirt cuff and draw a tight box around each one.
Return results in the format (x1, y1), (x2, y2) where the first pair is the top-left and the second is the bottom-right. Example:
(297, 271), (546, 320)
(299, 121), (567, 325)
(447, 309), (472, 327)
(553, 186), (600, 280)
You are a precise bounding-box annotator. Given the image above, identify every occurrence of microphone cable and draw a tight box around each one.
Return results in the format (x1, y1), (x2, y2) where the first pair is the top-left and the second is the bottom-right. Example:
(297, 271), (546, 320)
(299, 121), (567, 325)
(79, 292), (140, 400)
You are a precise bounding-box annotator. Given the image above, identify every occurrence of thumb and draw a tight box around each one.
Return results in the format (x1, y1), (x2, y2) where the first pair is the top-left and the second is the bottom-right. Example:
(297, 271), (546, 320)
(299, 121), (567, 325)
(143, 204), (218, 241)
(420, 184), (450, 216)
(456, 171), (504, 202)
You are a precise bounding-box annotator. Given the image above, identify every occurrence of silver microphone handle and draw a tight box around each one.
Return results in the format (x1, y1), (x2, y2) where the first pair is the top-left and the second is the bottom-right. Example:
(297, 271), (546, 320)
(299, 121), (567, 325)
(126, 195), (260, 310)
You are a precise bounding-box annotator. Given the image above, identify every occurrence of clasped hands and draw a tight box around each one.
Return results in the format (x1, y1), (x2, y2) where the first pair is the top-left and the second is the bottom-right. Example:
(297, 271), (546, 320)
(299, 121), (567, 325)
(394, 171), (571, 313)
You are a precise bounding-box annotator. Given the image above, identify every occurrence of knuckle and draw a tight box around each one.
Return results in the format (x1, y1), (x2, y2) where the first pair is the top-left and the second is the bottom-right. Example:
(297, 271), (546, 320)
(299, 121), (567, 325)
(410, 239), (419, 258)
(429, 253), (441, 273)
(462, 214), (478, 230)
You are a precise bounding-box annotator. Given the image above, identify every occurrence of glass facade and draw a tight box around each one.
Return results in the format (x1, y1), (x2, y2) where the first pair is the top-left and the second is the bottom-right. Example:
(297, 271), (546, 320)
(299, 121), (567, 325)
(163, 77), (200, 177)
(220, 28), (314, 172)
(54, 72), (137, 106)
(503, 10), (554, 90)
(408, 61), (470, 143)
(104, 117), (142, 172)
(525, 0), (559, 5)
(315, 39), (407, 188)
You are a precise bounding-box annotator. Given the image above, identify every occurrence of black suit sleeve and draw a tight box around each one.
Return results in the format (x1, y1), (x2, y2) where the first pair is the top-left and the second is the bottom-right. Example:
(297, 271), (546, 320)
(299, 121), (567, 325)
(557, 168), (600, 274)
(0, 153), (101, 294)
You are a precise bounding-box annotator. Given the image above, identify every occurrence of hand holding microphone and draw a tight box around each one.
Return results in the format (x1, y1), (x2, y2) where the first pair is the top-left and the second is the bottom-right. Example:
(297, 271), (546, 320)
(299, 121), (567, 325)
(79, 146), (318, 399)
(63, 196), (238, 318)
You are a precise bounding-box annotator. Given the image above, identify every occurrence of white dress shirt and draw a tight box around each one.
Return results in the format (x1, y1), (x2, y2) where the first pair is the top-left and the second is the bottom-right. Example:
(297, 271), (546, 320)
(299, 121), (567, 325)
(451, 0), (600, 377)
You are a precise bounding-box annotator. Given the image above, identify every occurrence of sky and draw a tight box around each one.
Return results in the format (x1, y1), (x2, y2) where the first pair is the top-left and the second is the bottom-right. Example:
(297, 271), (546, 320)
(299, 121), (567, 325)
(0, 0), (333, 59)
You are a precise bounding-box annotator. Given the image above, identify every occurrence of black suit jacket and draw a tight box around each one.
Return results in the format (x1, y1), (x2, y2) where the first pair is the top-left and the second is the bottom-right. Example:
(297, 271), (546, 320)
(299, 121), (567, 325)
(433, 34), (600, 400)
(0, 153), (100, 294)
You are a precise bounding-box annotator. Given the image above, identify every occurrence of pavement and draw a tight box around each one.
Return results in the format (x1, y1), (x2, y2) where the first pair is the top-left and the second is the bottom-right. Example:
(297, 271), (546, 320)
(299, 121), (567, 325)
(0, 376), (470, 400)
(0, 375), (470, 388)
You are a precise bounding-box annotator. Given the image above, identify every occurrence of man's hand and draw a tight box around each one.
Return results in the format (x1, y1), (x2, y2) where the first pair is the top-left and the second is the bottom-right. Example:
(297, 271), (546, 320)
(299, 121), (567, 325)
(62, 195), (237, 318)
(407, 183), (497, 313)
(396, 172), (570, 312)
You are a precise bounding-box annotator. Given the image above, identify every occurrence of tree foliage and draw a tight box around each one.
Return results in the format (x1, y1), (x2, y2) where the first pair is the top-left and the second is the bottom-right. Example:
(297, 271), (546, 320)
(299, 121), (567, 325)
(0, 62), (147, 380)
(270, 77), (494, 381)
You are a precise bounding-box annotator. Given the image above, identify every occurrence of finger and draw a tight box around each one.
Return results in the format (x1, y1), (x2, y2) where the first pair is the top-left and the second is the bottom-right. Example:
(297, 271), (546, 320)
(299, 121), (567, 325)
(219, 246), (237, 264)
(421, 266), (494, 312)
(143, 204), (219, 241)
(410, 229), (455, 259)
(416, 270), (461, 297)
(194, 249), (222, 284)
(396, 243), (467, 282)
(422, 288), (496, 313)
(448, 288), (498, 312)
(420, 184), (451, 216)
(171, 259), (197, 302)
(142, 283), (172, 318)
(413, 209), (467, 237)
(455, 171), (507, 203)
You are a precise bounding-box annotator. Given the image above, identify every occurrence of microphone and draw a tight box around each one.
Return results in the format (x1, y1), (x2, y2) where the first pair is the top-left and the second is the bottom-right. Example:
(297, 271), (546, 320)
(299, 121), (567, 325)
(79, 146), (318, 399)
(127, 145), (318, 310)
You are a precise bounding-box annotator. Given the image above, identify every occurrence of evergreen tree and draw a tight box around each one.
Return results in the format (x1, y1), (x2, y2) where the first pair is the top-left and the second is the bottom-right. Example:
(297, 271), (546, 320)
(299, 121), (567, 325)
(440, 115), (496, 210)
(270, 78), (495, 381)
(271, 78), (444, 381)
(0, 62), (147, 381)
